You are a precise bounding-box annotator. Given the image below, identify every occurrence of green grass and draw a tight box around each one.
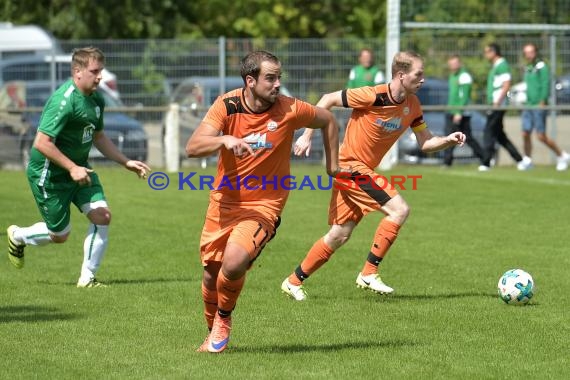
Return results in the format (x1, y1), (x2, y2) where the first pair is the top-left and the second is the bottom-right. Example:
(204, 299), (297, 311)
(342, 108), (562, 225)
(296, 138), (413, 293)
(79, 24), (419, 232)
(1, 164), (569, 379)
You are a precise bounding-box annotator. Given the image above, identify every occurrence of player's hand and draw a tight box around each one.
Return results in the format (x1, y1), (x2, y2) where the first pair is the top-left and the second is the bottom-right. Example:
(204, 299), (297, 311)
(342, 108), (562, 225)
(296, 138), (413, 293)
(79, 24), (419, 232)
(223, 136), (255, 157)
(126, 160), (151, 179)
(447, 132), (466, 147)
(293, 133), (312, 157)
(327, 165), (351, 178)
(452, 114), (462, 124)
(70, 166), (94, 186)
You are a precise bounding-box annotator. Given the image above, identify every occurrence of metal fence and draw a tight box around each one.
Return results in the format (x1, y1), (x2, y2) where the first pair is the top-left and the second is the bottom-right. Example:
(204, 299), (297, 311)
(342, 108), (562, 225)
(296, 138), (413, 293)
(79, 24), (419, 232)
(2, 35), (570, 169)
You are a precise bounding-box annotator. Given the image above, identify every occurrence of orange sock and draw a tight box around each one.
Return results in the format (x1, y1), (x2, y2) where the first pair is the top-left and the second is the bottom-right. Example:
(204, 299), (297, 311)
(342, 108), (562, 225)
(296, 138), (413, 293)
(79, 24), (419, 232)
(288, 238), (334, 286)
(361, 219), (401, 276)
(216, 271), (246, 316)
(201, 282), (218, 330)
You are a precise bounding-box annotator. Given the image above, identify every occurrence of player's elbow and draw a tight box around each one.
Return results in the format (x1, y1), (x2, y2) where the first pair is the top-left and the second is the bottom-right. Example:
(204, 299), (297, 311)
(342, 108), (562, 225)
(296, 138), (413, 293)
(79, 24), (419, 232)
(185, 139), (199, 157)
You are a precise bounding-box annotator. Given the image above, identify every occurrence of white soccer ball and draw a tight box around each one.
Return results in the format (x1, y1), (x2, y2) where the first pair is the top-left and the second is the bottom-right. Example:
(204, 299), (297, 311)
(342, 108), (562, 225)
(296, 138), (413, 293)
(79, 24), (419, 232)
(497, 269), (535, 305)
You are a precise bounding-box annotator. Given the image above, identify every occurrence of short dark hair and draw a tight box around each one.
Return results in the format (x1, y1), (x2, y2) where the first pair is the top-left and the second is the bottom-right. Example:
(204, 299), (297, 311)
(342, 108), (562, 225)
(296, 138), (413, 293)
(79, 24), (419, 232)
(240, 51), (281, 83)
(71, 46), (105, 71)
(486, 43), (501, 56)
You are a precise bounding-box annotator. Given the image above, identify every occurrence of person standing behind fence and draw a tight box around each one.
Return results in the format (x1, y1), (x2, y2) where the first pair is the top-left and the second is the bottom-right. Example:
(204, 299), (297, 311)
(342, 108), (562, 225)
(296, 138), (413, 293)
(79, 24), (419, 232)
(479, 43), (531, 171)
(347, 48), (385, 89)
(443, 54), (486, 167)
(521, 43), (569, 171)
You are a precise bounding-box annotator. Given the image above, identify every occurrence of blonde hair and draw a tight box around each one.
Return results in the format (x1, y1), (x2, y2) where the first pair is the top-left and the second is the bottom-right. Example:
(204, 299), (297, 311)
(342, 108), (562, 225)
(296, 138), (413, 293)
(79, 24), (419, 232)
(391, 51), (423, 77)
(71, 46), (105, 71)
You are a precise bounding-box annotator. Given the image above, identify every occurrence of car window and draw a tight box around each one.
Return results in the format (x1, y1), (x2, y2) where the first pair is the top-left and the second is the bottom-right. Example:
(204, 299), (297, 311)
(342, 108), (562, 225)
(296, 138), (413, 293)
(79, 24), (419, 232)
(2, 62), (71, 83)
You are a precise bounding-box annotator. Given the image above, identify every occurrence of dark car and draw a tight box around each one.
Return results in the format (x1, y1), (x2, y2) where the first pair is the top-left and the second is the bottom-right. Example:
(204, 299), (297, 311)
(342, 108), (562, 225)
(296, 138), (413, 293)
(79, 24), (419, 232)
(0, 80), (147, 167)
(398, 77), (487, 164)
(162, 76), (292, 167)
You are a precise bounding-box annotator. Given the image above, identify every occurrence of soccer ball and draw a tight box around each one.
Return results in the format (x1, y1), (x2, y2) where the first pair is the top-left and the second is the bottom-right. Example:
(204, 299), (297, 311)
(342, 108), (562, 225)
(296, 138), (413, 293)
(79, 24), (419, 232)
(497, 269), (534, 305)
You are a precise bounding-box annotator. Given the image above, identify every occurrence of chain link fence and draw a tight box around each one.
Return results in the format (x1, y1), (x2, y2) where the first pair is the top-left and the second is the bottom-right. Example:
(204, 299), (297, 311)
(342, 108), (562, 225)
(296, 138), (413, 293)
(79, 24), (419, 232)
(2, 35), (570, 169)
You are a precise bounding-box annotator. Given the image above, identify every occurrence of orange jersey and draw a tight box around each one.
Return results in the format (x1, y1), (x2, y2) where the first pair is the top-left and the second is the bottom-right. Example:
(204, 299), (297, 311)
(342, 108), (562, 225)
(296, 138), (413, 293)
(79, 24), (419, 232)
(202, 88), (317, 217)
(340, 84), (427, 171)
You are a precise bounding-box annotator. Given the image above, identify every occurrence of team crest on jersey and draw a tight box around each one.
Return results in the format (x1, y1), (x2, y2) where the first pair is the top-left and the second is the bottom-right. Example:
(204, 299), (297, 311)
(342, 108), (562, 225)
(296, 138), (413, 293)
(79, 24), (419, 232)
(403, 107), (410, 115)
(267, 120), (278, 132)
(95, 106), (101, 119)
(374, 117), (402, 133)
(82, 124), (95, 143)
(243, 132), (273, 151)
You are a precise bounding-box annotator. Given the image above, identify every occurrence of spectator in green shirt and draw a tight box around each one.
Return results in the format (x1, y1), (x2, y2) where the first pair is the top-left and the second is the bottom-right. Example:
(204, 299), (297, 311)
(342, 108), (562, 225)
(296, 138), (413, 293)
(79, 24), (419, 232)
(444, 54), (485, 167)
(521, 43), (569, 171)
(480, 43), (529, 171)
(347, 48), (385, 88)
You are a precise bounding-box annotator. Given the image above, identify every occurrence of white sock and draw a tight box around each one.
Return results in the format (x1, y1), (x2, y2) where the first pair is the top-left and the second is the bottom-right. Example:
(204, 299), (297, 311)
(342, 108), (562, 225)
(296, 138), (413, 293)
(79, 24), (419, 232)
(13, 222), (52, 246)
(80, 224), (109, 282)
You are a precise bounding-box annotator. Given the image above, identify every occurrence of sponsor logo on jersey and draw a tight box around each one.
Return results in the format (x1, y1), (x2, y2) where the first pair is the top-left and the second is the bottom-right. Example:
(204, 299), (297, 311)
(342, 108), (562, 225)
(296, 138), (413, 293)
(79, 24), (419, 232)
(243, 132), (273, 150)
(82, 124), (95, 144)
(267, 120), (278, 132)
(374, 117), (402, 132)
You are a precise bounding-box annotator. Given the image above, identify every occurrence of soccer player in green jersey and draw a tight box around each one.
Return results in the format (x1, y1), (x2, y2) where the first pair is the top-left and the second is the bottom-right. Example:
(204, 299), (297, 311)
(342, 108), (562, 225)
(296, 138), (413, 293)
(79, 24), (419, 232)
(480, 43), (530, 171)
(6, 47), (150, 287)
(346, 48), (385, 89)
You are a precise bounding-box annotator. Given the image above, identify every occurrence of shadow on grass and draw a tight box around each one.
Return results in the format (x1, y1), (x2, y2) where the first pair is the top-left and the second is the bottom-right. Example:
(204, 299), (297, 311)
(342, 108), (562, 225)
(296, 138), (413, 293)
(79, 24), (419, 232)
(0, 305), (80, 323)
(36, 277), (195, 286)
(230, 339), (416, 354)
(382, 291), (498, 301)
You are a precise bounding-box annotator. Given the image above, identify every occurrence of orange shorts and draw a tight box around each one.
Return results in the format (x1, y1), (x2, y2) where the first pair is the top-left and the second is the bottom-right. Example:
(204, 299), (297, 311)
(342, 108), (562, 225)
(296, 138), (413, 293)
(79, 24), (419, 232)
(200, 201), (281, 266)
(328, 171), (399, 225)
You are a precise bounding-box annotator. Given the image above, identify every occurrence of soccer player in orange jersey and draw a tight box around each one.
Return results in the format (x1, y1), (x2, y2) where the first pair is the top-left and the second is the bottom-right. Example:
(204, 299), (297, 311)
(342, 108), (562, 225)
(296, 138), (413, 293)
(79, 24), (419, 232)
(186, 51), (342, 353)
(281, 51), (466, 301)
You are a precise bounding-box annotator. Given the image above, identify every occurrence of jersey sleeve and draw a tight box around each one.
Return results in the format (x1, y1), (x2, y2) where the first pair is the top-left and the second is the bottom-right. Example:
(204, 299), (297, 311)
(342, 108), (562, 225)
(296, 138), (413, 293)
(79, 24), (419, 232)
(201, 96), (227, 132)
(537, 61), (550, 102)
(291, 99), (317, 130)
(341, 86), (376, 109)
(37, 95), (72, 138)
(409, 97), (427, 133)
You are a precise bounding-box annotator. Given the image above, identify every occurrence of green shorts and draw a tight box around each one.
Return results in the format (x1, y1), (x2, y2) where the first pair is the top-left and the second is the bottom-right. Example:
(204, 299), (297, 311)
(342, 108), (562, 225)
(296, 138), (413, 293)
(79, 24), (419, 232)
(28, 172), (107, 233)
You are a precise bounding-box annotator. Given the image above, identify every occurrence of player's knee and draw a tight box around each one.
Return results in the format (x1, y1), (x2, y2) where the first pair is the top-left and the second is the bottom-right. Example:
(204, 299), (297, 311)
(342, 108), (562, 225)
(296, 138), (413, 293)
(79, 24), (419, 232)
(536, 133), (547, 143)
(391, 202), (410, 224)
(522, 131), (531, 138)
(325, 226), (353, 249)
(88, 208), (111, 225)
(50, 233), (70, 243)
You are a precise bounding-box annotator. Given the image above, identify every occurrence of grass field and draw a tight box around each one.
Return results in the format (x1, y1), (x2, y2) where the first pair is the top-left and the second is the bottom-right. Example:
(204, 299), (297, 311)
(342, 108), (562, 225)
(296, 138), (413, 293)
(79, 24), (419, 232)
(1, 164), (569, 379)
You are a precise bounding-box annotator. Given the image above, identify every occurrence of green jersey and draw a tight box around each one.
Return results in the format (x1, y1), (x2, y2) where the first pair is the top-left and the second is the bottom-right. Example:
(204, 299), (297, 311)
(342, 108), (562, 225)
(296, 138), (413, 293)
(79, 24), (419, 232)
(487, 57), (511, 105)
(524, 59), (550, 105)
(27, 79), (105, 186)
(347, 65), (385, 88)
(448, 67), (473, 116)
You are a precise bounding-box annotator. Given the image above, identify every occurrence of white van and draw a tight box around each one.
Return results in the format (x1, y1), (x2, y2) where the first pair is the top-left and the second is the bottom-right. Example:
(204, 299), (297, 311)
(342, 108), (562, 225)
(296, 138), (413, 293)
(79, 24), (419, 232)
(0, 22), (61, 59)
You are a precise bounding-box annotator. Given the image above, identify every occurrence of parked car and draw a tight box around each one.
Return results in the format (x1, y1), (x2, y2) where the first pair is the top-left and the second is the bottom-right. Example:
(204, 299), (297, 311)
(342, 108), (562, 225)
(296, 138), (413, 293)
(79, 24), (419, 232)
(398, 77), (487, 164)
(0, 80), (147, 167)
(162, 76), (292, 166)
(509, 74), (570, 107)
(0, 55), (121, 101)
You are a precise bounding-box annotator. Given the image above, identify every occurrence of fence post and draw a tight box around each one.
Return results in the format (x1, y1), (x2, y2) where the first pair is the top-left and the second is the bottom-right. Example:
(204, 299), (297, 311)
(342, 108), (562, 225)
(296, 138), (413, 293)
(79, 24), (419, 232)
(164, 102), (180, 172)
(380, 0), (401, 170)
(219, 36), (226, 96)
(549, 34), (557, 164)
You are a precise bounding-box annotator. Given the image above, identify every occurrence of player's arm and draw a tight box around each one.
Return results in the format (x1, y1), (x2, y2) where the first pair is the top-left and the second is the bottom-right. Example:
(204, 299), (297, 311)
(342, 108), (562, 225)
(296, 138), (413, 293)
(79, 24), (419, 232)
(293, 91), (343, 157)
(303, 106), (341, 176)
(186, 122), (254, 158)
(494, 79), (511, 107)
(538, 64), (550, 106)
(414, 127), (466, 153)
(92, 131), (150, 178)
(33, 131), (94, 185)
